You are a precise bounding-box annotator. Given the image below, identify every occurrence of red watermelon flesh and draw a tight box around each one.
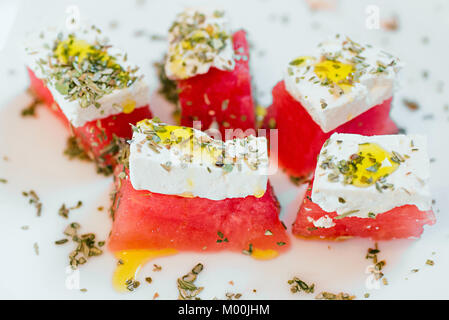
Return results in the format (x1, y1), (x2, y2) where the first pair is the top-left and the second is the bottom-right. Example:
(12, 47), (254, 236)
(108, 168), (290, 256)
(265, 81), (398, 178)
(27, 68), (152, 170)
(177, 30), (255, 139)
(292, 184), (436, 240)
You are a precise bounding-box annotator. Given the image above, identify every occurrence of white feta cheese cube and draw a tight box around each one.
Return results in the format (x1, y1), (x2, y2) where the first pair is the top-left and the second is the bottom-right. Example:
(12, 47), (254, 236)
(284, 34), (402, 133)
(129, 119), (269, 200)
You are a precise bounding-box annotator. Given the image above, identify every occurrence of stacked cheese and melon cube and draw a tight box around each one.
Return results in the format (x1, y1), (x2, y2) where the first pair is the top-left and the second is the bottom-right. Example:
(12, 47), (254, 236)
(25, 25), (153, 174)
(293, 133), (435, 240)
(165, 8), (255, 138)
(108, 119), (289, 266)
(265, 35), (401, 178)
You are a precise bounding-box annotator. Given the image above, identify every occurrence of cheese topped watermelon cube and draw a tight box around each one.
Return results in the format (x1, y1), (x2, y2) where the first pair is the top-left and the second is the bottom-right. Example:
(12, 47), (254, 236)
(265, 35), (401, 178)
(25, 24), (152, 174)
(108, 119), (289, 256)
(292, 133), (435, 240)
(164, 8), (255, 138)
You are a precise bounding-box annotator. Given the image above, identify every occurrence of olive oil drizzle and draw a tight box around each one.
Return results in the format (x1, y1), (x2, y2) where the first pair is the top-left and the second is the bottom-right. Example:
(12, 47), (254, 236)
(319, 142), (402, 191)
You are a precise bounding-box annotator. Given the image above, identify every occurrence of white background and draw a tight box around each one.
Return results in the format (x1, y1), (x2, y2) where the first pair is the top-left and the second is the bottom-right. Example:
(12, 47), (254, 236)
(0, 0), (448, 299)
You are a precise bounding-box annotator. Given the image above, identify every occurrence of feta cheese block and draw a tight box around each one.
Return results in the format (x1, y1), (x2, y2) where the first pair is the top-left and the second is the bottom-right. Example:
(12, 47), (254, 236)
(24, 24), (150, 127)
(129, 119), (269, 200)
(165, 8), (235, 80)
(312, 133), (432, 218)
(284, 34), (402, 133)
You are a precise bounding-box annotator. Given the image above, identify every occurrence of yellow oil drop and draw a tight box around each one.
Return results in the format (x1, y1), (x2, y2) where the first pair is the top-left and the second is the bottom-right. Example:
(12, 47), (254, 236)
(122, 99), (136, 114)
(251, 248), (278, 260)
(55, 38), (94, 64)
(314, 60), (355, 91)
(168, 44), (188, 79)
(113, 249), (177, 292)
(255, 105), (267, 118)
(254, 188), (265, 198)
(136, 119), (223, 164)
(351, 143), (399, 187)
(137, 119), (193, 143)
(54, 36), (116, 68)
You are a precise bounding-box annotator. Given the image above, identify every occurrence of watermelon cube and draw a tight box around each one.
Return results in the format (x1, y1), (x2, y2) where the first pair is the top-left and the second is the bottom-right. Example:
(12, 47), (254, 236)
(292, 184), (435, 240)
(108, 168), (290, 257)
(176, 30), (255, 138)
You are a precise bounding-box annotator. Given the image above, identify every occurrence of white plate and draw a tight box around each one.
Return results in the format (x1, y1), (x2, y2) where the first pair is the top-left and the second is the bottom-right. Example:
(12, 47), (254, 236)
(0, 0), (448, 300)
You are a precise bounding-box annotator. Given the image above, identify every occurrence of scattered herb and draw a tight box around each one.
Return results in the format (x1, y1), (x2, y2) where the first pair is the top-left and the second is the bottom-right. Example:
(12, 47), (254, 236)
(288, 277), (315, 294)
(366, 243), (387, 283)
(154, 58), (179, 105)
(177, 263), (204, 300)
(64, 136), (91, 161)
(290, 58), (305, 66)
(60, 222), (104, 269)
(316, 291), (355, 300)
(96, 135), (128, 176)
(33, 242), (40, 256)
(55, 239), (69, 245)
(225, 292), (242, 300)
(22, 190), (42, 217)
(289, 175), (310, 186)
(242, 243), (253, 256)
(281, 221), (287, 230)
(58, 201), (82, 219)
(125, 278), (140, 292)
(403, 99), (420, 111)
(216, 231), (229, 243)
(21, 91), (42, 117)
(153, 264), (162, 272)
(320, 99), (328, 109)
